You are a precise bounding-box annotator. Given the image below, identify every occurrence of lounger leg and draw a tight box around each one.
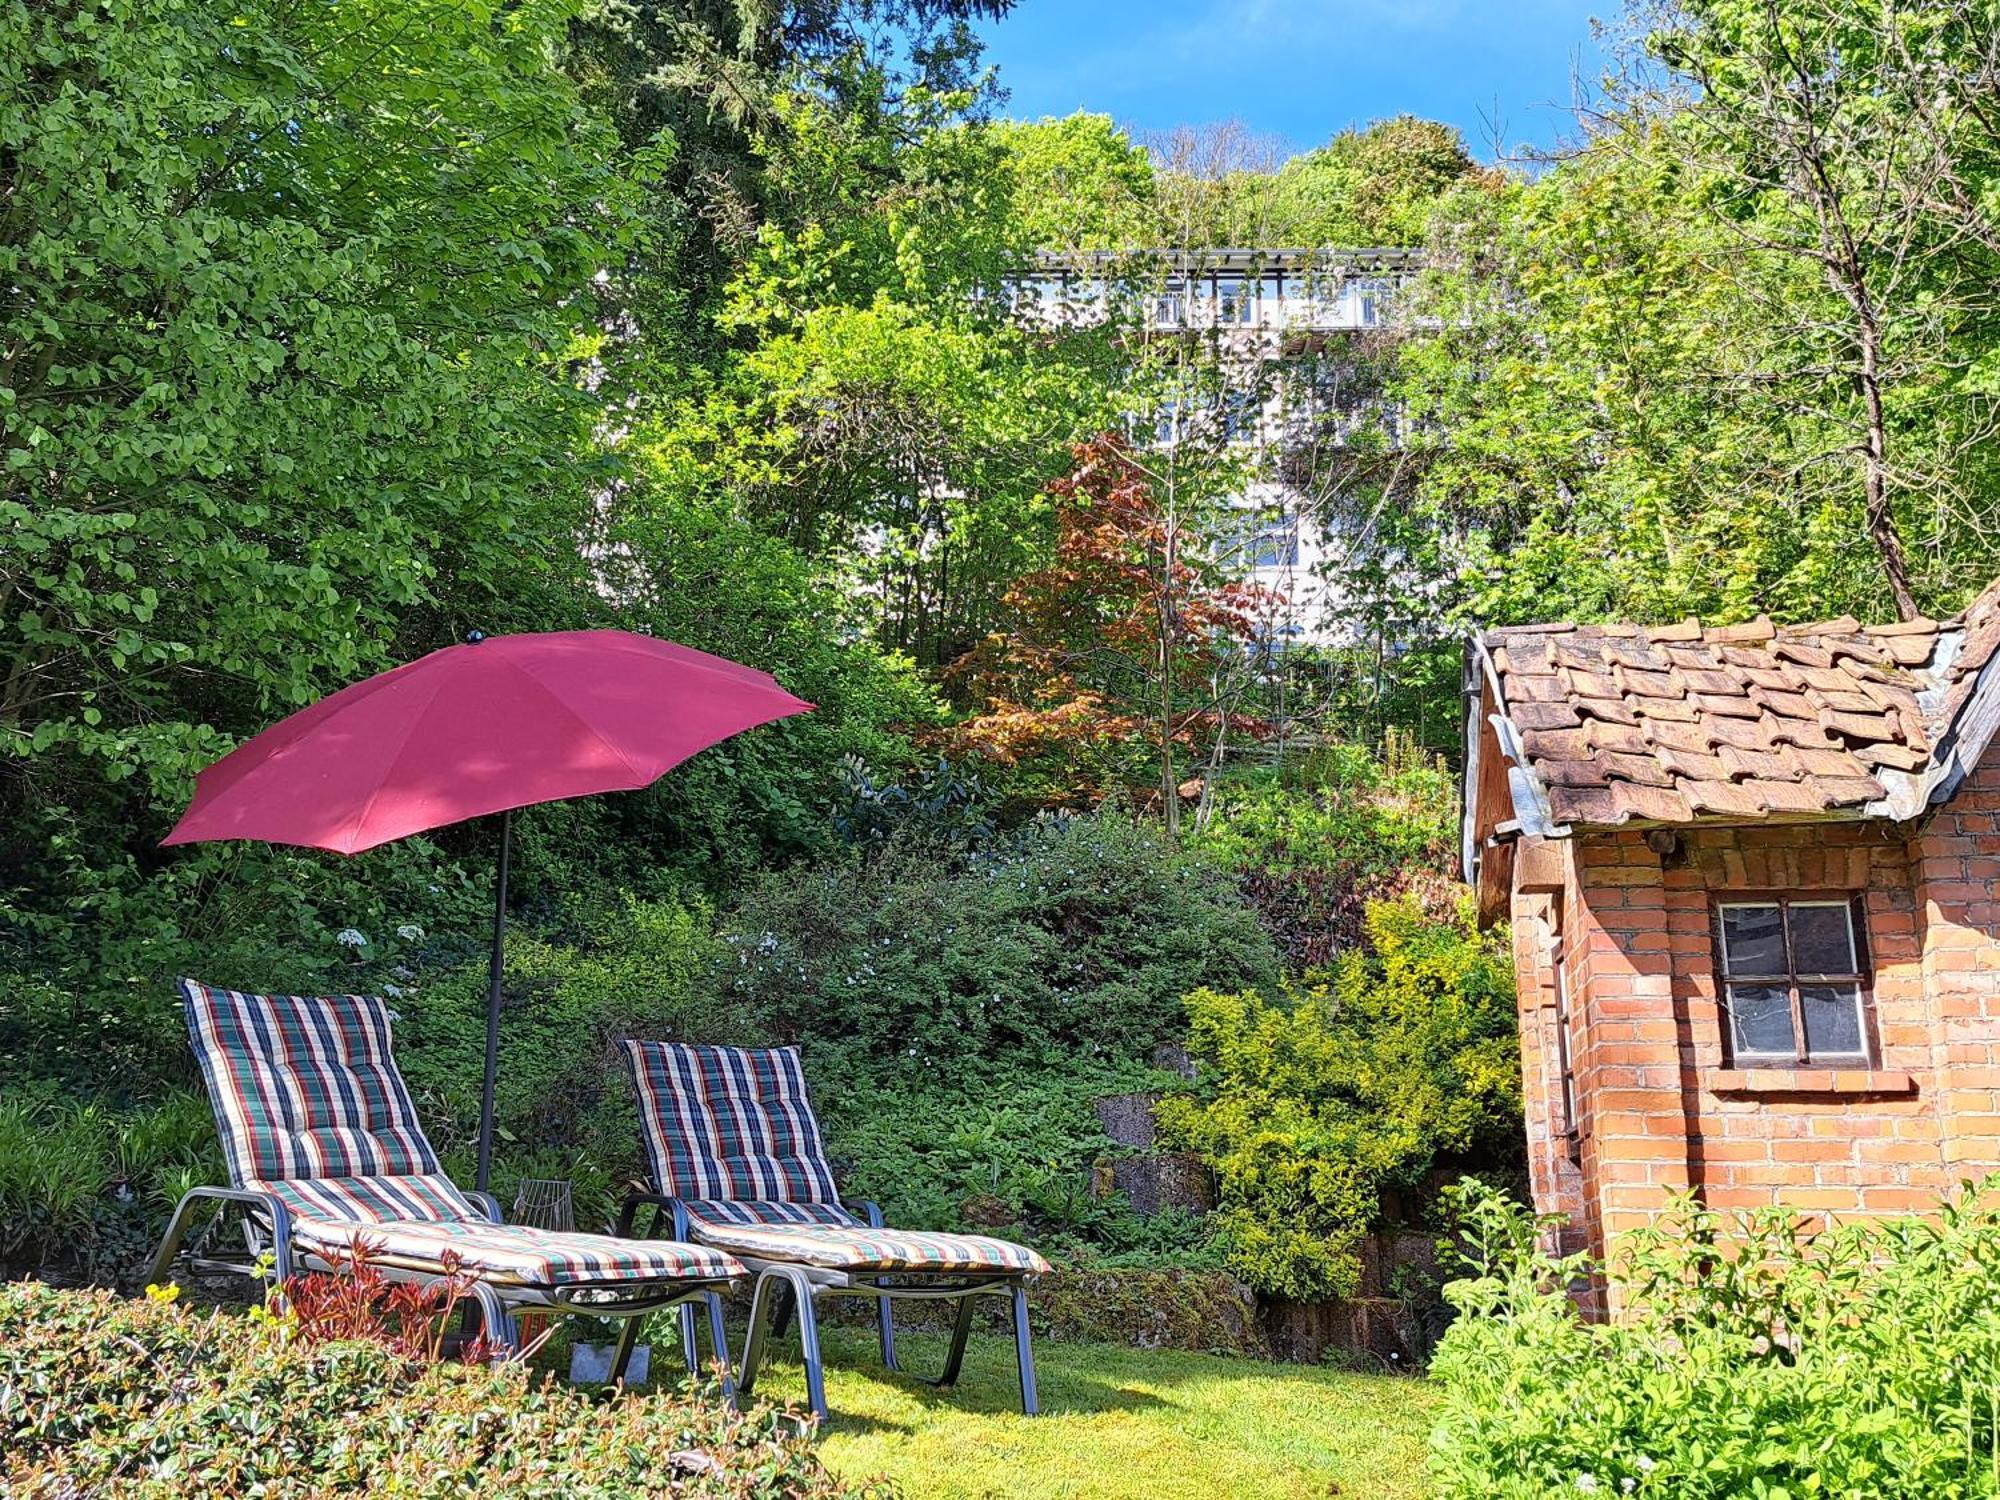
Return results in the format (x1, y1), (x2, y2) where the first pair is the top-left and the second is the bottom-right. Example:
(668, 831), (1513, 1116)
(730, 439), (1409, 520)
(936, 1290), (977, 1389)
(876, 1287), (898, 1371)
(705, 1291), (736, 1400)
(470, 1282), (517, 1357)
(791, 1275), (828, 1421)
(1011, 1283), (1040, 1416)
(609, 1312), (644, 1385)
(145, 1191), (205, 1287)
(737, 1268), (786, 1401)
(740, 1266), (826, 1420)
(679, 1302), (700, 1375)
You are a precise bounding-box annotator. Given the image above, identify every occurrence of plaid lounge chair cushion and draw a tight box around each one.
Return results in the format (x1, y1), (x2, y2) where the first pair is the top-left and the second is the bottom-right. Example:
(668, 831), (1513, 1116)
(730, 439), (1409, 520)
(625, 1041), (1051, 1277)
(680, 1205), (1051, 1274)
(289, 1216), (738, 1288)
(180, 980), (741, 1290)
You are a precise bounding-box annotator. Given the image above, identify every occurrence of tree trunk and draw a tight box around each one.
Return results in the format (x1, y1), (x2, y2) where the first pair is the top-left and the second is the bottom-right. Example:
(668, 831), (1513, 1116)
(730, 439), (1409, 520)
(1854, 317), (1920, 621)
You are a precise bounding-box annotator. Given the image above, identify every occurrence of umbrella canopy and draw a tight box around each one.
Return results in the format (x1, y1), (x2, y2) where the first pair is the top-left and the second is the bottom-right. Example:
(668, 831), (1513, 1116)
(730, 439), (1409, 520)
(166, 630), (812, 855)
(164, 629), (813, 1190)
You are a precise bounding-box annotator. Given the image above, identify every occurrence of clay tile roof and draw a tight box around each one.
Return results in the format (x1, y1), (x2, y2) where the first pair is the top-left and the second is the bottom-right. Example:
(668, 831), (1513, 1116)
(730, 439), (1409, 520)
(1477, 586), (2000, 830)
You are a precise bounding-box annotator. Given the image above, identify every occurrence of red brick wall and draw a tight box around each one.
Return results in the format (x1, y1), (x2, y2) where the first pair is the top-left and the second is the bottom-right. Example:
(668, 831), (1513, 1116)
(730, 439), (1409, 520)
(1507, 747), (2000, 1288)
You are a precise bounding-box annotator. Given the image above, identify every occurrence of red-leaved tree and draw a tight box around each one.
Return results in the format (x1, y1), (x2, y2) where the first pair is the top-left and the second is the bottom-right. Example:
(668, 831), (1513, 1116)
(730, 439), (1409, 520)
(944, 435), (1280, 831)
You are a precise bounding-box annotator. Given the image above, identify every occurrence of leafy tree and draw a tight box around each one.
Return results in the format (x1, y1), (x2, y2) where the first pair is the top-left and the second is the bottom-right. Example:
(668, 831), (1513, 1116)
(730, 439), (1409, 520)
(1269, 115), (1487, 245)
(1637, 0), (2000, 619)
(992, 114), (1157, 251)
(944, 437), (1278, 829)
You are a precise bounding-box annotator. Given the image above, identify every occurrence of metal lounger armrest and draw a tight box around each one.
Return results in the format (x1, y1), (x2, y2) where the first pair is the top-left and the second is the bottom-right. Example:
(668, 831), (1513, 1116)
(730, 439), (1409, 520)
(147, 1184), (295, 1285)
(466, 1190), (505, 1225)
(617, 1190), (695, 1242)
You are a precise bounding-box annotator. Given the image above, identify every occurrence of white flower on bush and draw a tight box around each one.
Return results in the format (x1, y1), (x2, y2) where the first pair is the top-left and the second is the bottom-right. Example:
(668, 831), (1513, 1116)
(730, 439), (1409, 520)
(1574, 1478), (1599, 1495)
(335, 927), (368, 949)
(1634, 1457), (1656, 1475)
(395, 923), (424, 942)
(384, 984), (405, 998)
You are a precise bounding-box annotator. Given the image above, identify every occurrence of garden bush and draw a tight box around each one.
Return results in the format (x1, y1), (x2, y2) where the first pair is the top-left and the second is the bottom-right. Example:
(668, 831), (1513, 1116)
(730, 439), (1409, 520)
(718, 812), (1281, 1072)
(1430, 1179), (2000, 1499)
(1192, 733), (1460, 971)
(821, 1060), (1220, 1265)
(1157, 895), (1518, 1300)
(0, 1088), (222, 1285)
(0, 1280), (876, 1498)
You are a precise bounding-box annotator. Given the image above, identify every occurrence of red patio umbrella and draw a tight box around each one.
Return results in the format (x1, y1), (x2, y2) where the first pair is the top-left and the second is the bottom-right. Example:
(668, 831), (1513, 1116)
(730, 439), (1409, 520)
(164, 629), (813, 1191)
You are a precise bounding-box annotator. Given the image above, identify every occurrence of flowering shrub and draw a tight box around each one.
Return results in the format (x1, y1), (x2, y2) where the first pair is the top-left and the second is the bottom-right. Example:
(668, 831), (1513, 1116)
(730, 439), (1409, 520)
(0, 1280), (876, 1498)
(1429, 1179), (2000, 1499)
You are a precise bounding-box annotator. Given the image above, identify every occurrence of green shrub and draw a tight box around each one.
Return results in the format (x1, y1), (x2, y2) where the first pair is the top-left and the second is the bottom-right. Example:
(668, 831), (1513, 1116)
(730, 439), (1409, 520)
(0, 1280), (876, 1497)
(393, 894), (740, 1228)
(1192, 734), (1460, 971)
(1430, 1179), (2000, 1500)
(718, 813), (1281, 1072)
(817, 1060), (1220, 1266)
(0, 1088), (221, 1283)
(1157, 895), (1518, 1300)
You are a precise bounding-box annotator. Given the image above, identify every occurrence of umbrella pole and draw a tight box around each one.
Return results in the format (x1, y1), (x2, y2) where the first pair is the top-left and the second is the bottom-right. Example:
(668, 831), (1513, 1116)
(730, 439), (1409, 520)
(475, 808), (512, 1196)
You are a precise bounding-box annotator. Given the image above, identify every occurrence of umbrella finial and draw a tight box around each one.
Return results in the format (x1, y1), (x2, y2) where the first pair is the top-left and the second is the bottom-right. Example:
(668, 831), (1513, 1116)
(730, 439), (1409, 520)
(465, 629), (487, 645)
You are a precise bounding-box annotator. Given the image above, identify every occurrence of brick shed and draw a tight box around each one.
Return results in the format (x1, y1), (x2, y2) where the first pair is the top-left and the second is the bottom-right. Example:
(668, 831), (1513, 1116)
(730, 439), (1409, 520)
(1459, 583), (2000, 1283)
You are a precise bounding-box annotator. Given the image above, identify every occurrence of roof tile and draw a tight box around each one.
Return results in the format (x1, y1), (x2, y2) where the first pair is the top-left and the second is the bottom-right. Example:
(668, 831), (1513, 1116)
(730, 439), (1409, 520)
(1706, 617), (1777, 644)
(1482, 590), (1976, 831)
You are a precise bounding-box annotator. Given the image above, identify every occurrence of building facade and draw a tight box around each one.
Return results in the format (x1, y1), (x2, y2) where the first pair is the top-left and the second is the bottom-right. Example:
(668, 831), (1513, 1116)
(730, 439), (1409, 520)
(1460, 582), (2000, 1292)
(1018, 247), (1418, 646)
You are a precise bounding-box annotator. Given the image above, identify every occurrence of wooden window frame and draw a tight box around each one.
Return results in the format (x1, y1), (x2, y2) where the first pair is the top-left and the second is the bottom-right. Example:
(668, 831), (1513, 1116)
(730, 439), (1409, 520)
(1709, 892), (1875, 1068)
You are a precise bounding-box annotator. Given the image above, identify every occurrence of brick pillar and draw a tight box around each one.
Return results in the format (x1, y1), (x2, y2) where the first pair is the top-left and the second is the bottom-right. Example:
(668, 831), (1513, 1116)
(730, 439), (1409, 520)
(1571, 833), (1689, 1292)
(1916, 751), (2000, 1177)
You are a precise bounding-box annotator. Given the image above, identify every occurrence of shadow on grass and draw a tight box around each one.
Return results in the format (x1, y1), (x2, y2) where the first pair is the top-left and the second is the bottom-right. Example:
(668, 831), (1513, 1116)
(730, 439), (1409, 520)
(740, 1324), (1404, 1434)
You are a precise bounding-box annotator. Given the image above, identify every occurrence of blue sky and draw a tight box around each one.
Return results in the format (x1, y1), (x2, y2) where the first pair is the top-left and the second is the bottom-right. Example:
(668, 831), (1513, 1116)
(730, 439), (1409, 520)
(976, 1), (1614, 161)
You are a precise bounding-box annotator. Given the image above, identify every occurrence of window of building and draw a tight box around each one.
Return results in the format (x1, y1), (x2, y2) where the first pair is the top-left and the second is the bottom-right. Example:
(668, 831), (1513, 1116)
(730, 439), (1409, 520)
(1217, 279), (1253, 325)
(1153, 284), (1185, 327)
(1713, 896), (1872, 1065)
(1244, 518), (1297, 568)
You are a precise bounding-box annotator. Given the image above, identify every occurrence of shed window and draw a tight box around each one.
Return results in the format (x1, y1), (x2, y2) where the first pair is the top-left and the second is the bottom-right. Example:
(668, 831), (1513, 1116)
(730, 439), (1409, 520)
(1714, 897), (1871, 1065)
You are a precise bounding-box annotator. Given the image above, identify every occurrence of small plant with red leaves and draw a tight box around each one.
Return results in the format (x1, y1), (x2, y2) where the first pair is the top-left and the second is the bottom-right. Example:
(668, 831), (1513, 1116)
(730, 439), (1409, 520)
(275, 1238), (517, 1366)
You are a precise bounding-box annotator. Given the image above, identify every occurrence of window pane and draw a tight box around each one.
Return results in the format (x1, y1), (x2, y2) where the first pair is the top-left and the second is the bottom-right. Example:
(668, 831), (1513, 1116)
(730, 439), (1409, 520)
(1727, 984), (1796, 1057)
(1720, 905), (1787, 976)
(1788, 903), (1857, 975)
(1801, 983), (1866, 1058)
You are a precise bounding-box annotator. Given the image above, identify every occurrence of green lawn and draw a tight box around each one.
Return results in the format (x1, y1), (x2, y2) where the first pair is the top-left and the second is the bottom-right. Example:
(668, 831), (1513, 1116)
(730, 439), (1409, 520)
(741, 1328), (1439, 1499)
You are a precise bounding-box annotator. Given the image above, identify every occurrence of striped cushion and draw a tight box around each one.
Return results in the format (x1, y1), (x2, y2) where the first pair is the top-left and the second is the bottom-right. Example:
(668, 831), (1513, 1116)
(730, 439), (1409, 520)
(249, 1172), (478, 1224)
(181, 979), (451, 1190)
(624, 1042), (840, 1205)
(624, 1040), (1048, 1276)
(681, 1203), (1050, 1275)
(290, 1217), (740, 1289)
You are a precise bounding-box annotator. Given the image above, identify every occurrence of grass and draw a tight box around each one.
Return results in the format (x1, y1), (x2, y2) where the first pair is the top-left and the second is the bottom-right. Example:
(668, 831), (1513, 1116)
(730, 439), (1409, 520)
(741, 1327), (1439, 1499)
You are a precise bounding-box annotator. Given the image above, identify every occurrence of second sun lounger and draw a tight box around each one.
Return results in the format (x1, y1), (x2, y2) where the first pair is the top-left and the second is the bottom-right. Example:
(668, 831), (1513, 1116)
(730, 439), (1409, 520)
(620, 1040), (1049, 1418)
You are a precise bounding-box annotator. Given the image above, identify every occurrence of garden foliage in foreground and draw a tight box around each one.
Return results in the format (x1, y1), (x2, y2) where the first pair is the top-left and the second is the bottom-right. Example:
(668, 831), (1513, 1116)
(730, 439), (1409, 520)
(1431, 1180), (2000, 1499)
(0, 1280), (873, 1498)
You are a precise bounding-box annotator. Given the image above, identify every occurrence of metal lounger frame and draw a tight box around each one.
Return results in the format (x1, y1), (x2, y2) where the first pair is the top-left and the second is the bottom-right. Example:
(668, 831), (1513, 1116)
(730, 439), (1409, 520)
(149, 1185), (735, 1389)
(618, 1192), (1039, 1420)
